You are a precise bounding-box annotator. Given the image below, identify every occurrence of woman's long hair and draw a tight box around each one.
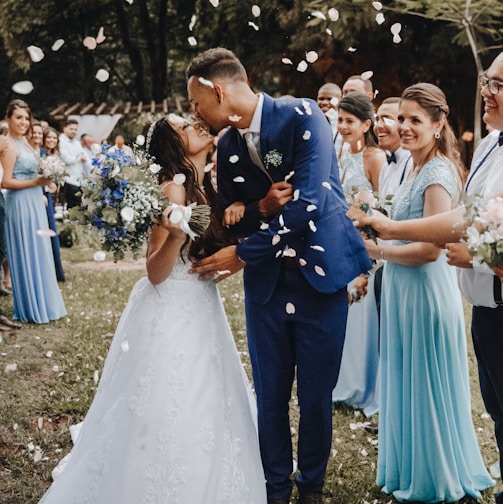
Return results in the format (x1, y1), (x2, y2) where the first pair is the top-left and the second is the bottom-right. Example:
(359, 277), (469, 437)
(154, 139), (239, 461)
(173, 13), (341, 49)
(338, 91), (379, 148)
(146, 116), (235, 260)
(400, 83), (466, 184)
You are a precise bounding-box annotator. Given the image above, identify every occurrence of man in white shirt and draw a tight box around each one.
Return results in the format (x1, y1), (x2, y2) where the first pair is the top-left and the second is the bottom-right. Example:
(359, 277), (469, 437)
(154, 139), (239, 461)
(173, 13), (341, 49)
(80, 133), (97, 177)
(59, 119), (90, 208)
(342, 75), (374, 101)
(316, 82), (344, 158)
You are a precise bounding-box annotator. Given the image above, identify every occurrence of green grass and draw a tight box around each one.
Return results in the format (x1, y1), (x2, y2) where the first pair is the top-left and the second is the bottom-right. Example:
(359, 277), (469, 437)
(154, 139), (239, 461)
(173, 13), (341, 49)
(0, 241), (500, 503)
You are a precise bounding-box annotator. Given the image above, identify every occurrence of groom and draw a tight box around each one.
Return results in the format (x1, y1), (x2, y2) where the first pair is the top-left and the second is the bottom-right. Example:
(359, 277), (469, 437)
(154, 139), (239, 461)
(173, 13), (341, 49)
(187, 48), (371, 504)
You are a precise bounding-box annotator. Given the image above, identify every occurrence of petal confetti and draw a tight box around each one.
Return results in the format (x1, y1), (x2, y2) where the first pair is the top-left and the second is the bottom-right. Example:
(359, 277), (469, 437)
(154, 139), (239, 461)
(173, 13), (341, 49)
(315, 265), (326, 276)
(284, 170), (295, 181)
(384, 117), (395, 127)
(189, 15), (197, 31)
(252, 4), (261, 17)
(248, 21), (259, 31)
(293, 189), (300, 200)
(188, 36), (198, 46)
(306, 51), (319, 63)
(272, 235), (281, 246)
(229, 114), (242, 122)
(209, 0), (219, 6)
(391, 22), (402, 35)
(393, 34), (402, 44)
(51, 39), (65, 51)
(376, 13), (385, 25)
(309, 220), (317, 232)
(37, 229), (57, 237)
(282, 57), (293, 65)
(198, 76), (215, 88)
(348, 47), (357, 52)
(204, 162), (214, 172)
(121, 341), (129, 352)
(95, 69), (110, 82)
(12, 80), (34, 94)
(306, 204), (317, 212)
(311, 245), (325, 252)
(93, 251), (106, 261)
(27, 45), (44, 63)
(294, 107), (304, 115)
(96, 26), (106, 44)
(296, 61), (308, 73)
(303, 130), (311, 140)
(173, 173), (187, 185)
(302, 99), (312, 115)
(229, 155), (239, 163)
(322, 181), (332, 190)
(372, 1), (383, 10)
(286, 302), (296, 314)
(328, 8), (339, 21)
(83, 36), (97, 50)
(361, 71), (373, 81)
(311, 11), (326, 20)
(299, 258), (307, 266)
(233, 176), (245, 183)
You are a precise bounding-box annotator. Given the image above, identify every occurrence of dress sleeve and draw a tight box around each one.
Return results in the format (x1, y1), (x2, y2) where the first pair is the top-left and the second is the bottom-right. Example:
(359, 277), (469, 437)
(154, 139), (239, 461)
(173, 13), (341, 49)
(419, 158), (458, 199)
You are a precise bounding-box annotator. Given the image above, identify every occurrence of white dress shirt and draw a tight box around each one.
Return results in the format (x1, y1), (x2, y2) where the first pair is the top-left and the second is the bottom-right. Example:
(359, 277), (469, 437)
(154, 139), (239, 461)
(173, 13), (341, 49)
(59, 134), (89, 187)
(457, 129), (503, 307)
(378, 147), (413, 200)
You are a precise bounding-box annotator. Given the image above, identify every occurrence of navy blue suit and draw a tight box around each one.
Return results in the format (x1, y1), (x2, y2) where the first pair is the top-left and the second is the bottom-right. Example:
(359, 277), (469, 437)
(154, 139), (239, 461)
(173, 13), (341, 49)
(217, 94), (371, 499)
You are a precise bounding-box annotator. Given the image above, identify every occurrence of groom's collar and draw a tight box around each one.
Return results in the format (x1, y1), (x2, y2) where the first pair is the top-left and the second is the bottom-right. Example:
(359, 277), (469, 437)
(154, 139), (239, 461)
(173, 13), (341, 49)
(238, 93), (264, 136)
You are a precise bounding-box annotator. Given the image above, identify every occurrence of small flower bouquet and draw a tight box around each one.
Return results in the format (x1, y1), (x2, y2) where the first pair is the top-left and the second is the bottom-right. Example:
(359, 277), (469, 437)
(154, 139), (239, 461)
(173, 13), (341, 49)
(39, 155), (68, 184)
(345, 186), (392, 243)
(68, 144), (211, 262)
(462, 193), (503, 268)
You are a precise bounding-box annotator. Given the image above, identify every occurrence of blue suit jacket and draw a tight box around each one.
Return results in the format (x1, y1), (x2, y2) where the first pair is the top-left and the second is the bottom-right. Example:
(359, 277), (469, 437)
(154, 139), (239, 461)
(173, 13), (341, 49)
(217, 94), (372, 304)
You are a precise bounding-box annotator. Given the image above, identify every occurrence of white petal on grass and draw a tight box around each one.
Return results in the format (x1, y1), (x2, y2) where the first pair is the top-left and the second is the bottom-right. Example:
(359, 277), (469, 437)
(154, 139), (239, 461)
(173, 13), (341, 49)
(189, 14), (197, 30)
(282, 57), (293, 65)
(302, 99), (312, 115)
(252, 4), (261, 17)
(229, 114), (241, 122)
(93, 370), (99, 383)
(121, 341), (129, 352)
(173, 173), (186, 185)
(391, 22), (402, 35)
(135, 134), (145, 146)
(309, 220), (317, 232)
(37, 229), (57, 237)
(248, 21), (259, 31)
(376, 13), (385, 25)
(311, 10), (326, 20)
(96, 69), (110, 82)
(188, 36), (198, 46)
(229, 154), (239, 163)
(93, 251), (106, 261)
(299, 258), (307, 266)
(204, 162), (214, 172)
(306, 204), (317, 212)
(96, 26), (106, 44)
(383, 117), (395, 127)
(233, 176), (245, 183)
(209, 0), (219, 6)
(51, 39), (65, 51)
(315, 265), (326, 276)
(52, 365), (59, 372)
(296, 60), (308, 73)
(361, 70), (373, 81)
(303, 130), (311, 140)
(393, 34), (402, 44)
(83, 36), (97, 50)
(12, 80), (34, 95)
(361, 448), (368, 457)
(5, 363), (17, 373)
(328, 8), (339, 21)
(45, 351), (53, 358)
(373, 1), (383, 10)
(198, 76), (214, 88)
(311, 245), (325, 252)
(286, 302), (296, 314)
(272, 235), (280, 246)
(322, 181), (331, 190)
(27, 45), (44, 63)
(306, 51), (318, 63)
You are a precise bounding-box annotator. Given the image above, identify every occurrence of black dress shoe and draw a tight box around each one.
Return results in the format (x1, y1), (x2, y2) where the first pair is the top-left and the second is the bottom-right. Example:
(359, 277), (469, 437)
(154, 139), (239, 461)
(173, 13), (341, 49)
(298, 491), (323, 504)
(0, 316), (22, 329)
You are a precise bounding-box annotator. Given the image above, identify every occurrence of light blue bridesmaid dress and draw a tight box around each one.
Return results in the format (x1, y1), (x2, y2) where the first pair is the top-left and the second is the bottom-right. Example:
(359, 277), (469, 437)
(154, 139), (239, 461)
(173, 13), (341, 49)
(377, 157), (493, 502)
(5, 139), (66, 323)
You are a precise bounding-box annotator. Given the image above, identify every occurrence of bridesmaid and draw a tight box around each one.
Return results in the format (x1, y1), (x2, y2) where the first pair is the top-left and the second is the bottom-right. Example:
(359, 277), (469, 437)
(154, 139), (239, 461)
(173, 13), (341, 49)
(0, 99), (66, 323)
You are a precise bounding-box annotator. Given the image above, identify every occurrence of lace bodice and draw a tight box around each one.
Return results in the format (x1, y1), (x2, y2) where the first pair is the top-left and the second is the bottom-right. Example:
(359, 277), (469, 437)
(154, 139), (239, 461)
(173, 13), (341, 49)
(339, 149), (373, 194)
(12, 139), (39, 180)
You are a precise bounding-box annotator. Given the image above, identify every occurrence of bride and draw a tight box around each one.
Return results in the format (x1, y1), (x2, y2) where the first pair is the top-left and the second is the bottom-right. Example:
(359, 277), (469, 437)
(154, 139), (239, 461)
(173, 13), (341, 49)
(39, 115), (267, 503)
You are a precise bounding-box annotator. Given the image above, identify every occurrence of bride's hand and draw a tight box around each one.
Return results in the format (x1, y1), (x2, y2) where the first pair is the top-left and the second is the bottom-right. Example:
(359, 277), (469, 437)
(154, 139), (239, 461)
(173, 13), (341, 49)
(158, 205), (187, 239)
(354, 209), (394, 241)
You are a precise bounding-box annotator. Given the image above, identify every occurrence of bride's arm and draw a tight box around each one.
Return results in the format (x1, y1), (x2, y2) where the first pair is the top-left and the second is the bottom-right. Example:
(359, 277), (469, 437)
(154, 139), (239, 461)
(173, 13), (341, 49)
(146, 183), (187, 285)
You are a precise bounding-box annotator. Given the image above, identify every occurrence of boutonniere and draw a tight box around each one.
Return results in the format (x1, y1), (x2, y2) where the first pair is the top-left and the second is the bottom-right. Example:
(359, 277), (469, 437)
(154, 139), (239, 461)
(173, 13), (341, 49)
(264, 149), (283, 169)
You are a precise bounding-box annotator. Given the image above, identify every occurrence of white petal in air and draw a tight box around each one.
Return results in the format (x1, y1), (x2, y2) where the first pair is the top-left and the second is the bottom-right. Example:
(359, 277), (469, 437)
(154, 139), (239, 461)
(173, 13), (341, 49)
(272, 235), (281, 246)
(283, 247), (296, 257)
(204, 162), (214, 172)
(372, 1), (383, 10)
(279, 214), (285, 227)
(314, 265), (326, 276)
(188, 36), (198, 46)
(294, 107), (304, 115)
(311, 245), (325, 252)
(393, 34), (402, 44)
(121, 341), (129, 352)
(306, 204), (317, 212)
(302, 99), (312, 115)
(96, 69), (110, 82)
(296, 61), (308, 73)
(173, 173), (186, 185)
(27, 45), (44, 63)
(12, 80), (34, 95)
(306, 51), (318, 63)
(391, 22), (402, 35)
(284, 170), (294, 181)
(303, 130), (311, 140)
(125, 0), (134, 4)
(189, 15), (197, 31)
(383, 117), (395, 127)
(229, 154), (239, 163)
(91, 143), (102, 154)
(198, 76), (214, 88)
(96, 26), (106, 44)
(328, 8), (339, 21)
(348, 47), (357, 52)
(286, 302), (296, 314)
(278, 227), (291, 235)
(299, 258), (307, 266)
(83, 36), (97, 50)
(322, 181), (331, 190)
(135, 134), (145, 146)
(37, 229), (57, 237)
(309, 220), (317, 232)
(260, 222), (269, 230)
(275, 250), (282, 258)
(209, 0), (219, 6)
(293, 189), (300, 201)
(233, 176), (245, 183)
(229, 115), (241, 122)
(248, 21), (259, 31)
(361, 70), (373, 81)
(330, 97), (339, 107)
(376, 13), (385, 25)
(51, 39), (65, 51)
(149, 163), (161, 174)
(326, 28), (333, 36)
(282, 57), (293, 65)
(311, 11), (326, 20)
(252, 4), (261, 17)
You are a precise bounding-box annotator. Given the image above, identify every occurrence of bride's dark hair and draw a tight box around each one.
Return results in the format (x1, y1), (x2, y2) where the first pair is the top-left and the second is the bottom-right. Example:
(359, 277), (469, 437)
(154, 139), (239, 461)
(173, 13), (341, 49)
(145, 116), (235, 259)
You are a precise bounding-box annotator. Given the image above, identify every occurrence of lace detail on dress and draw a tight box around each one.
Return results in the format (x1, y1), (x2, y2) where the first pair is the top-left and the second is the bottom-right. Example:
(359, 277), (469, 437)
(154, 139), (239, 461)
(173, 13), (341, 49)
(339, 150), (373, 194)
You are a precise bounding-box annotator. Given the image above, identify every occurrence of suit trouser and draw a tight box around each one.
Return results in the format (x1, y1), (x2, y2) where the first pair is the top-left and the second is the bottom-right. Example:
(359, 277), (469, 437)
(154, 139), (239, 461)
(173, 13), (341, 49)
(471, 304), (503, 503)
(245, 265), (348, 499)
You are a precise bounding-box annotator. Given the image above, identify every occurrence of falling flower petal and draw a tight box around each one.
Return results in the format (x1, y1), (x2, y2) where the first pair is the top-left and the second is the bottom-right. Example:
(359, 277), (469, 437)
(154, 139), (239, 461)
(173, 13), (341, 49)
(229, 114), (241, 122)
(37, 229), (57, 237)
(83, 36), (97, 50)
(348, 47), (357, 52)
(209, 0), (219, 6)
(51, 39), (65, 51)
(93, 251), (106, 261)
(309, 221), (317, 232)
(311, 10), (326, 20)
(383, 117), (395, 127)
(286, 302), (296, 314)
(135, 134), (145, 146)
(229, 154), (239, 163)
(296, 60), (308, 73)
(330, 97), (339, 107)
(294, 107), (304, 115)
(326, 28), (333, 36)
(91, 143), (101, 154)
(393, 34), (402, 44)
(282, 57), (293, 65)
(293, 189), (300, 201)
(306, 51), (318, 63)
(279, 214), (285, 227)
(173, 173), (186, 185)
(95, 69), (110, 82)
(272, 235), (280, 246)
(27, 45), (44, 63)
(315, 265), (326, 276)
(278, 227), (291, 234)
(376, 13), (385, 24)
(96, 26), (106, 44)
(260, 222), (269, 230)
(373, 1), (383, 9)
(311, 245), (325, 252)
(189, 14), (197, 30)
(5, 363), (17, 373)
(252, 4), (261, 16)
(125, 0), (133, 4)
(361, 70), (373, 81)
(328, 8), (339, 21)
(248, 21), (259, 30)
(303, 130), (311, 140)
(302, 99), (312, 115)
(284, 170), (295, 181)
(391, 22), (402, 35)
(198, 76), (214, 88)
(322, 181), (331, 190)
(204, 162), (214, 172)
(33, 447), (43, 463)
(299, 258), (307, 266)
(188, 36), (198, 46)
(306, 204), (317, 212)
(361, 448), (368, 456)
(283, 247), (296, 257)
(275, 250), (283, 258)
(12, 80), (34, 95)
(121, 341), (129, 352)
(233, 176), (245, 183)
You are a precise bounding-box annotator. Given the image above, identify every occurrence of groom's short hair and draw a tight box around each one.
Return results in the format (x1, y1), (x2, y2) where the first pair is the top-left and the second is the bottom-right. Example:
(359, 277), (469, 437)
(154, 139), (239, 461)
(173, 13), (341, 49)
(186, 48), (248, 83)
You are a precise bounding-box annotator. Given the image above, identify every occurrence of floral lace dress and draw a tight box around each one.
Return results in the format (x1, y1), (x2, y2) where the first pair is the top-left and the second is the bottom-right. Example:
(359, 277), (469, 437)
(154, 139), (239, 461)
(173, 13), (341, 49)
(39, 255), (266, 504)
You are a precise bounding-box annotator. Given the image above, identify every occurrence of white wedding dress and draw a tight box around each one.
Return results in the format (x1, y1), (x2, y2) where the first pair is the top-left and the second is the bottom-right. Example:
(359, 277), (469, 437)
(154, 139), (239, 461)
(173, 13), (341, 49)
(39, 255), (266, 504)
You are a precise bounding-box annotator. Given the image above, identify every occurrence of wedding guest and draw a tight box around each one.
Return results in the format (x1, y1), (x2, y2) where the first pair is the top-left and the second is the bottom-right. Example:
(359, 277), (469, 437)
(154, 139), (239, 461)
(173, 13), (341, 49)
(363, 83), (493, 502)
(342, 75), (374, 100)
(80, 133), (96, 177)
(108, 134), (133, 157)
(186, 47), (371, 504)
(59, 119), (90, 209)
(38, 114), (267, 504)
(0, 123), (11, 295)
(332, 91), (385, 416)
(356, 52), (503, 504)
(0, 99), (66, 324)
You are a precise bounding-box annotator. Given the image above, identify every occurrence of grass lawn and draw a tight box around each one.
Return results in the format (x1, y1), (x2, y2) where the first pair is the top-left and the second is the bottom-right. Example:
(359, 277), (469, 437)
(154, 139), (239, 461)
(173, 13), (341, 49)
(0, 239), (500, 503)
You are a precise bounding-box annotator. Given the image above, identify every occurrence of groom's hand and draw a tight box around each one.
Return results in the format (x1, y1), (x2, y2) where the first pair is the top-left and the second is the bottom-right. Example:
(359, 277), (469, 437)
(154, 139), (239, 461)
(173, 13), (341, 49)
(258, 181), (293, 218)
(189, 245), (245, 282)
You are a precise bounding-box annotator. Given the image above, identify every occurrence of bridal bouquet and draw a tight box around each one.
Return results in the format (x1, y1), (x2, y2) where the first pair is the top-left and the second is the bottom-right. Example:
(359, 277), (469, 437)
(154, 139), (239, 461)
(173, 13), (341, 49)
(68, 144), (211, 262)
(462, 193), (503, 268)
(39, 155), (68, 184)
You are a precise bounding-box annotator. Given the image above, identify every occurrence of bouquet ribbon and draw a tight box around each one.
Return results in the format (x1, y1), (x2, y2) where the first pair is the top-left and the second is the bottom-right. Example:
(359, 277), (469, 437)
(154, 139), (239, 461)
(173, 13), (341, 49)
(168, 203), (197, 240)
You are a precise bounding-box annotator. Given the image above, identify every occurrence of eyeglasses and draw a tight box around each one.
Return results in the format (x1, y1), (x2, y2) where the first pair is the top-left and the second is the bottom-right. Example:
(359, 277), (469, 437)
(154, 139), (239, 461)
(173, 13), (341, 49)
(479, 74), (503, 95)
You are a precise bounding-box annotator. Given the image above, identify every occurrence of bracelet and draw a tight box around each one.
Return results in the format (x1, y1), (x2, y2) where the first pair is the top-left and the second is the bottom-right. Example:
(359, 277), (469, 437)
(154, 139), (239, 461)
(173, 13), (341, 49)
(379, 246), (385, 261)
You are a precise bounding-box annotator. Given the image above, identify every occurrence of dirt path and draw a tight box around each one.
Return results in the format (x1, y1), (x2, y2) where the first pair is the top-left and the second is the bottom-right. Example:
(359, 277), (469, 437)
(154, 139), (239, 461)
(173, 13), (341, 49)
(63, 258), (146, 272)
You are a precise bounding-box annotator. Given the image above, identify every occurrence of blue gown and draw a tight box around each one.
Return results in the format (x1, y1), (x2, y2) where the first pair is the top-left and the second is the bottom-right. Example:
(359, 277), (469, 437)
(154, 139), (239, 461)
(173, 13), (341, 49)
(5, 139), (66, 323)
(377, 157), (493, 502)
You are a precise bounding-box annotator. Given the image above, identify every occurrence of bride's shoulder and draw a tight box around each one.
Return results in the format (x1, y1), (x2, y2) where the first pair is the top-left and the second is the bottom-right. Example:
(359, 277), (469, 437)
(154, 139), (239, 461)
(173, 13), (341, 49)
(159, 179), (186, 204)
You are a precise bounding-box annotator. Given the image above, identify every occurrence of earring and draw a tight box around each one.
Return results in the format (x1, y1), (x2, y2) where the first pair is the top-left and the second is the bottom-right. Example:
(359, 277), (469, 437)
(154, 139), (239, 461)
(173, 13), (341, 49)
(435, 131), (441, 139)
